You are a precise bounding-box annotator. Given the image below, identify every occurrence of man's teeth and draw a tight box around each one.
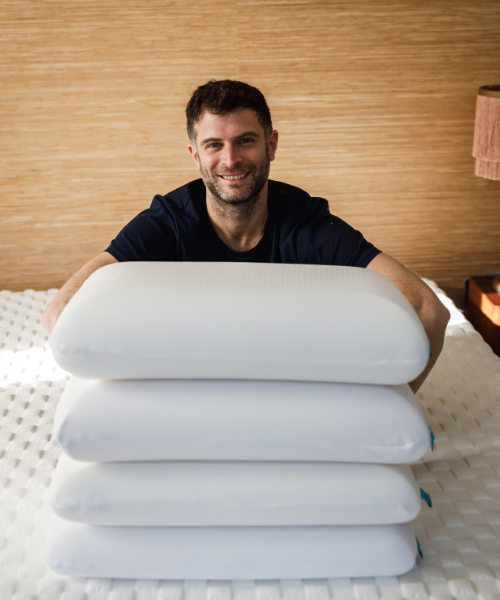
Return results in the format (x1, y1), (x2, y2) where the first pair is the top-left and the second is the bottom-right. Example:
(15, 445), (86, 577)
(221, 174), (246, 180)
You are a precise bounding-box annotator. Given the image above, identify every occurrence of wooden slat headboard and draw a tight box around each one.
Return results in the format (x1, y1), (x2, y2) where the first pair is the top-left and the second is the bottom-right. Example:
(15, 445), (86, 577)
(2, 0), (499, 307)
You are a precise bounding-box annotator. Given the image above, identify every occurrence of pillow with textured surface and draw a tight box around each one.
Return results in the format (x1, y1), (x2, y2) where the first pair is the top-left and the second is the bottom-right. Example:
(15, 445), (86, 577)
(48, 454), (422, 526)
(45, 515), (417, 579)
(53, 377), (431, 463)
(50, 262), (429, 384)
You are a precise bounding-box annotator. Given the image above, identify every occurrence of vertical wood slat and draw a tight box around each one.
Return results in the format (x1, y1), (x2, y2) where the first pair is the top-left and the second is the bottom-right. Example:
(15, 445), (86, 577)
(1, 0), (499, 307)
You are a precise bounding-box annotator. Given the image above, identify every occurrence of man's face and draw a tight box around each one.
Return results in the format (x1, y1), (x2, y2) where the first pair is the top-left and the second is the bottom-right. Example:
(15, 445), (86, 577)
(188, 109), (278, 206)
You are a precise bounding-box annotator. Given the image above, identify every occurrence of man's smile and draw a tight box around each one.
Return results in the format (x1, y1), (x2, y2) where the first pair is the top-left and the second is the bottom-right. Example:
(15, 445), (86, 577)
(219, 173), (249, 181)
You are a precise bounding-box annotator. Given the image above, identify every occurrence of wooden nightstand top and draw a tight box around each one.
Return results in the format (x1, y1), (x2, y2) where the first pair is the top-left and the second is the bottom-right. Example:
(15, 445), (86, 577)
(469, 277), (500, 326)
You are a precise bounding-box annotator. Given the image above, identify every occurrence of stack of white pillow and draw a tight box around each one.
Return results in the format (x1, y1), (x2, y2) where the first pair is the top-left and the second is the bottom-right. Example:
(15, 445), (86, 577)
(45, 262), (432, 580)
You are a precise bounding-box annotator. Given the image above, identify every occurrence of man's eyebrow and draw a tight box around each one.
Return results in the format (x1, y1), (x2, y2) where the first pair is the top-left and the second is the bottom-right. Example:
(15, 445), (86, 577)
(199, 131), (261, 146)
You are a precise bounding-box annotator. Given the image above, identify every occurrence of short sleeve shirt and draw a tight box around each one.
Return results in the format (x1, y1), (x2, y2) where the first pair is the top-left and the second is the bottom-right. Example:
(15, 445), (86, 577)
(106, 179), (380, 267)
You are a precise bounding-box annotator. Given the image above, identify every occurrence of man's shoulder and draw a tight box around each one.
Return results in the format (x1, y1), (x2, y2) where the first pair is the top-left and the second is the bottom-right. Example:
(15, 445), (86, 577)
(269, 179), (330, 214)
(152, 179), (205, 212)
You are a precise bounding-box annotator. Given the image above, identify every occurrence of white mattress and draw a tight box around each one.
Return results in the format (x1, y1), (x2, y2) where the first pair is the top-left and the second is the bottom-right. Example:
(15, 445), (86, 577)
(1, 281), (500, 599)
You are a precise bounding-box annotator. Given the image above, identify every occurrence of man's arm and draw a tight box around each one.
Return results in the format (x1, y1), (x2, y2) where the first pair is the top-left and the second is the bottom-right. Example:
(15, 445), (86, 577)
(41, 251), (118, 337)
(366, 252), (450, 393)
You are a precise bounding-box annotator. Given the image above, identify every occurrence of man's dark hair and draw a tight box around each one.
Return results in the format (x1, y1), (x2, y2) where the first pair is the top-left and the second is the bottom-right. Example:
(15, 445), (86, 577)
(186, 80), (273, 144)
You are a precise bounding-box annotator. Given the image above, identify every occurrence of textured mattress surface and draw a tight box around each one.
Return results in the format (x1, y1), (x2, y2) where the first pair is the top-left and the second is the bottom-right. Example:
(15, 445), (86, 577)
(2, 282), (500, 599)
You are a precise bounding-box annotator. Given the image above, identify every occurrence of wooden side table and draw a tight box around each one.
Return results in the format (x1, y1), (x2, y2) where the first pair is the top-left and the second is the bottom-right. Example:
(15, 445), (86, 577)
(467, 276), (500, 356)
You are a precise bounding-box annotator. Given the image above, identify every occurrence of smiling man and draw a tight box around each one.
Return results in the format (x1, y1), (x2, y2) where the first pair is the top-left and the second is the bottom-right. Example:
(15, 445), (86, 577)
(41, 79), (449, 391)
(187, 108), (276, 253)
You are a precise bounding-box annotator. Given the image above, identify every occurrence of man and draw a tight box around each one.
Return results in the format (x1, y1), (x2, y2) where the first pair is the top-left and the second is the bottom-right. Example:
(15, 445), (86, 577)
(41, 79), (450, 392)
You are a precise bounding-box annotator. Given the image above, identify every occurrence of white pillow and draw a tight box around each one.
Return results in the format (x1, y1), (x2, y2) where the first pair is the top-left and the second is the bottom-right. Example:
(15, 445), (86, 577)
(48, 454), (422, 526)
(45, 514), (417, 579)
(53, 377), (431, 463)
(50, 262), (429, 384)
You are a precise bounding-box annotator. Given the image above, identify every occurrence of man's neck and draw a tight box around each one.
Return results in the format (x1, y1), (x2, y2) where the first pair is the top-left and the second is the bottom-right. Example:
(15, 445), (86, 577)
(206, 182), (269, 252)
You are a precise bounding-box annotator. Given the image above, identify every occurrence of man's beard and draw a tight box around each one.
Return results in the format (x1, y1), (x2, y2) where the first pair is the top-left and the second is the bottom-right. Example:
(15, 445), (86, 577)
(199, 149), (271, 220)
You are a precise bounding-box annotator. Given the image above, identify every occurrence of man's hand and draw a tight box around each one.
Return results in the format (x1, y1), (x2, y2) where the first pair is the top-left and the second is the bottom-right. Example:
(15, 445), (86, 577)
(41, 252), (118, 337)
(366, 252), (450, 393)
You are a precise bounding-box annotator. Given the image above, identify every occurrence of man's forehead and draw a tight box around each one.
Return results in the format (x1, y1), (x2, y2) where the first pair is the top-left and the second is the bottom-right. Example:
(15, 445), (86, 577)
(196, 109), (263, 139)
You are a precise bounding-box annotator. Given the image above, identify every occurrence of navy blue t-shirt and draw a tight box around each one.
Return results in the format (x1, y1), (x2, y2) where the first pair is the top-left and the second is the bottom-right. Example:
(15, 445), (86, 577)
(106, 179), (380, 267)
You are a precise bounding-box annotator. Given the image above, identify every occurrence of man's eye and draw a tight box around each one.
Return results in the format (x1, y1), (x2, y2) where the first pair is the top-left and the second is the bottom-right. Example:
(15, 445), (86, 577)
(207, 142), (220, 149)
(240, 138), (253, 144)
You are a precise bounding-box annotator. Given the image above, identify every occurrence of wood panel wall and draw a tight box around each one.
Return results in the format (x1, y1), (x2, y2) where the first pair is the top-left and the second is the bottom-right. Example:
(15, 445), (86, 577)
(2, 0), (500, 306)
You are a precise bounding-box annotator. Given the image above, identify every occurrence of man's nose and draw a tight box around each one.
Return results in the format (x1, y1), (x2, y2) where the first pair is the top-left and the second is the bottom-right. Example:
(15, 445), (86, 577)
(222, 144), (242, 169)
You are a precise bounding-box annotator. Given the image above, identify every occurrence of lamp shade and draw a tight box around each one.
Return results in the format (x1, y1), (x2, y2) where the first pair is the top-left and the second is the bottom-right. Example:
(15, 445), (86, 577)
(472, 85), (500, 181)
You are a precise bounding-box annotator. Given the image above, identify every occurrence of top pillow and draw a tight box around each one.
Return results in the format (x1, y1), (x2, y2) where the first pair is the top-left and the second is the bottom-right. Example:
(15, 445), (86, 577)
(50, 262), (429, 384)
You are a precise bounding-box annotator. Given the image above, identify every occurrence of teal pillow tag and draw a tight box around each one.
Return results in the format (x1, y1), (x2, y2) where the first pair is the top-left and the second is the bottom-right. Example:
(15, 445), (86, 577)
(420, 488), (432, 508)
(429, 426), (435, 451)
(416, 537), (423, 559)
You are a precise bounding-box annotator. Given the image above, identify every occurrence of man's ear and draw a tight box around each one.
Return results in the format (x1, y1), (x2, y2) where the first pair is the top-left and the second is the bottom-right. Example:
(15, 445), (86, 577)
(187, 143), (200, 169)
(269, 130), (279, 162)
